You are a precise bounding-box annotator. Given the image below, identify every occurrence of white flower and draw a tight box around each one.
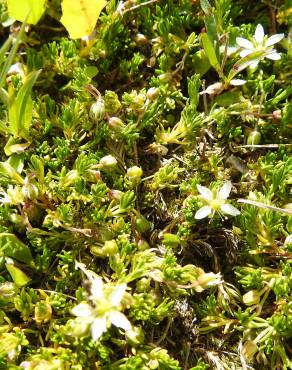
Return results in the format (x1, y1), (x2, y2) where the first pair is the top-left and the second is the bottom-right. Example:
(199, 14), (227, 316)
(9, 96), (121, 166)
(71, 265), (131, 341)
(236, 24), (284, 69)
(195, 181), (240, 219)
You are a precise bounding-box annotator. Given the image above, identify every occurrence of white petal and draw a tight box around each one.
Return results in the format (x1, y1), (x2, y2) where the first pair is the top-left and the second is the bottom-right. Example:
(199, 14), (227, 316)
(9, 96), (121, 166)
(230, 79), (246, 86)
(254, 24), (264, 44)
(266, 51), (281, 60)
(266, 34), (284, 47)
(236, 37), (253, 49)
(239, 49), (253, 58)
(218, 181), (232, 200)
(109, 284), (127, 306)
(91, 317), (107, 341)
(197, 185), (213, 200)
(71, 303), (93, 317)
(220, 203), (240, 216)
(195, 206), (212, 219)
(109, 311), (131, 331)
(90, 277), (104, 300)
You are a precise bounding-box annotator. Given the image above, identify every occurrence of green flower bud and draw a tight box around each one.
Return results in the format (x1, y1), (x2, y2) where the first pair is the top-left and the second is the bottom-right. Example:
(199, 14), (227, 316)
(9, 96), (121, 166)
(125, 326), (145, 346)
(34, 301), (52, 324)
(158, 73), (172, 82)
(136, 277), (151, 293)
(135, 214), (152, 233)
(90, 245), (105, 257)
(247, 131), (261, 145)
(127, 166), (143, 182)
(103, 240), (119, 256)
(104, 91), (121, 114)
(137, 239), (150, 251)
(162, 233), (180, 248)
(90, 98), (105, 122)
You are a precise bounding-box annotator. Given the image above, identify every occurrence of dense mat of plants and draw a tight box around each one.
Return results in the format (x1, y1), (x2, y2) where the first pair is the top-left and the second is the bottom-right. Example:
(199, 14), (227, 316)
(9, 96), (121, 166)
(0, 0), (291, 369)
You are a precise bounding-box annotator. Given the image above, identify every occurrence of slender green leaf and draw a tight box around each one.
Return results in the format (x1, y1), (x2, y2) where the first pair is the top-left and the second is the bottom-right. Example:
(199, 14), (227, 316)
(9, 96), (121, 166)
(6, 263), (31, 286)
(201, 33), (221, 73)
(188, 74), (201, 109)
(0, 37), (12, 67)
(8, 70), (41, 139)
(0, 233), (34, 266)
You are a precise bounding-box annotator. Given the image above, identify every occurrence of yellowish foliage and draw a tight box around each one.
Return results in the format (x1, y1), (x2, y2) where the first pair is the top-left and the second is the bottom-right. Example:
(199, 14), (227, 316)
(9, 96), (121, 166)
(60, 0), (107, 39)
(7, 0), (46, 24)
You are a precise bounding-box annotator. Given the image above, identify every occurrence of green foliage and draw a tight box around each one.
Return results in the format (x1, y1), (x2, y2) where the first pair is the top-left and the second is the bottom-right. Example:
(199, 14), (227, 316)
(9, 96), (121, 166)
(0, 0), (290, 369)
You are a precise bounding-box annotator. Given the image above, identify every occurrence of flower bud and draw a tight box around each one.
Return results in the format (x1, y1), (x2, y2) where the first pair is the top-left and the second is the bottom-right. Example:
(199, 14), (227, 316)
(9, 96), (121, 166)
(99, 155), (117, 169)
(158, 73), (172, 82)
(247, 131), (261, 145)
(146, 87), (160, 101)
(135, 33), (148, 46)
(103, 240), (119, 256)
(104, 91), (121, 114)
(125, 326), (144, 346)
(242, 290), (261, 306)
(162, 233), (180, 248)
(90, 98), (105, 122)
(272, 110), (281, 121)
(196, 272), (221, 292)
(34, 301), (52, 324)
(65, 318), (90, 337)
(241, 340), (258, 360)
(99, 50), (107, 59)
(137, 239), (150, 251)
(135, 214), (152, 233)
(108, 117), (124, 130)
(22, 183), (39, 200)
(136, 277), (151, 293)
(127, 166), (143, 182)
(0, 282), (15, 299)
(109, 189), (123, 201)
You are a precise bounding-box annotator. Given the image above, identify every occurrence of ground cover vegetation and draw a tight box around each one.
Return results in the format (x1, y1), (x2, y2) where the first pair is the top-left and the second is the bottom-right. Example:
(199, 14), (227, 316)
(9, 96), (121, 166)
(0, 0), (291, 369)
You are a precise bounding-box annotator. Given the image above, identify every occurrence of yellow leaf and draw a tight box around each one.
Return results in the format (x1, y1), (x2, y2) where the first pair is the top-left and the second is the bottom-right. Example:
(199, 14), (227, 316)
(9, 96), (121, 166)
(7, 0), (46, 24)
(60, 0), (107, 39)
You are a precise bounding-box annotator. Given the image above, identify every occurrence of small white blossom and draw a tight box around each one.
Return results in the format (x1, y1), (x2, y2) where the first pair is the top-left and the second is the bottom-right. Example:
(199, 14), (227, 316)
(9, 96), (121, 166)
(71, 263), (131, 341)
(195, 181), (240, 219)
(236, 24), (284, 69)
